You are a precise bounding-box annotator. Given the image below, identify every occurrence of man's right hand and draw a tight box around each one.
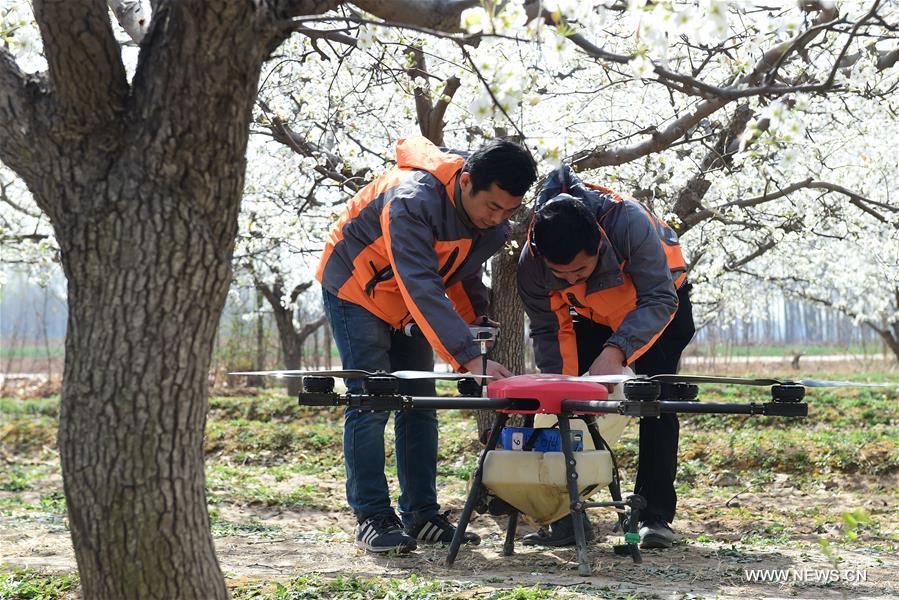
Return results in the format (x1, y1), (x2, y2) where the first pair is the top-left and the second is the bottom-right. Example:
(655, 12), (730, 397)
(462, 357), (513, 380)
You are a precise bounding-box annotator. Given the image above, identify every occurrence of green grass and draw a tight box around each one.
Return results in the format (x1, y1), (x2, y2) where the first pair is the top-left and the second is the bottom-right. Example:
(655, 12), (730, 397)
(230, 574), (568, 600)
(0, 397), (60, 418)
(688, 343), (889, 357)
(0, 568), (78, 600)
(0, 344), (65, 359)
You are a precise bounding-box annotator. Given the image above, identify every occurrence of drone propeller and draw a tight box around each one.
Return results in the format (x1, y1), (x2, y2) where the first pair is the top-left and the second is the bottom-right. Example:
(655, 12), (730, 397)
(573, 374), (635, 385)
(647, 374), (885, 388)
(229, 368), (489, 381)
(560, 372), (885, 388)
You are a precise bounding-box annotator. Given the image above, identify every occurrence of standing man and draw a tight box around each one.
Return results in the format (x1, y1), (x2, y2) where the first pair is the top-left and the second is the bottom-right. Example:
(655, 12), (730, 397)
(517, 165), (694, 549)
(317, 136), (537, 553)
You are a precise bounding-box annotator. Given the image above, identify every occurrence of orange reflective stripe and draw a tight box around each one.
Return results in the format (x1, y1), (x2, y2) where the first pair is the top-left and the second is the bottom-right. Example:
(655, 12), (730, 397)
(446, 281), (476, 324)
(315, 168), (411, 284)
(584, 182), (625, 201)
(624, 301), (678, 365)
(550, 293), (578, 375)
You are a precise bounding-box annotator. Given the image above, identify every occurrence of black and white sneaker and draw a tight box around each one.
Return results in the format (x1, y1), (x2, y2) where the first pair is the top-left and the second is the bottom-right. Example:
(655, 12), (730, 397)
(406, 511), (481, 545)
(355, 512), (417, 553)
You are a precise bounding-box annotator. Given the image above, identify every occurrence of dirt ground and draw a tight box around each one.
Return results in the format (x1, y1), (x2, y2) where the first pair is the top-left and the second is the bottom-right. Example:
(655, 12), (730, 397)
(2, 474), (897, 599)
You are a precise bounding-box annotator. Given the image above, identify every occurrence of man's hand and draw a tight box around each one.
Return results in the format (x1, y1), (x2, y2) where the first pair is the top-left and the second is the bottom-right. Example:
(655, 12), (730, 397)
(475, 316), (500, 328)
(463, 357), (513, 380)
(589, 345), (627, 376)
(589, 346), (627, 390)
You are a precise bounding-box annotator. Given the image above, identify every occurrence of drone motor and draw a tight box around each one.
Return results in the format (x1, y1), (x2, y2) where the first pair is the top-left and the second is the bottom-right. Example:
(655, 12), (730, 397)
(457, 377), (481, 397)
(363, 376), (400, 395)
(660, 382), (699, 401)
(623, 379), (661, 401)
(771, 383), (806, 403)
(302, 376), (335, 394)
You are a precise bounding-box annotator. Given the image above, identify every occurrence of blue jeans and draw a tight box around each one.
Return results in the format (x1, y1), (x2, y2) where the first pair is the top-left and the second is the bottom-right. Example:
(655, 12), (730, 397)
(322, 287), (440, 527)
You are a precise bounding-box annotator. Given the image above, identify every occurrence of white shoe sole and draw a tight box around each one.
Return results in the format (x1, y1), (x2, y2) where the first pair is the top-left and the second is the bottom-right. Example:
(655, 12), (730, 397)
(355, 539), (416, 553)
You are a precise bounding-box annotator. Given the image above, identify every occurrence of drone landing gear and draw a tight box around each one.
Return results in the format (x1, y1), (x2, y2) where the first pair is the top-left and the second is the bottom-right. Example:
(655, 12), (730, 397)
(446, 412), (645, 577)
(447, 412), (510, 567)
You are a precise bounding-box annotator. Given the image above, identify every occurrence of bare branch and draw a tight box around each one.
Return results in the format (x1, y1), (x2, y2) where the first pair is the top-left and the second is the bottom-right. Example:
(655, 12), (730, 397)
(672, 104), (757, 231)
(405, 45), (460, 146)
(0, 180), (42, 219)
(569, 4), (848, 169)
(571, 96), (730, 169)
(33, 0), (129, 129)
(258, 101), (370, 191)
(289, 281), (314, 305)
(297, 315), (327, 341)
(0, 48), (47, 173)
(724, 239), (777, 271)
(877, 48), (899, 70)
(683, 178), (899, 230)
(263, 0), (343, 20)
(351, 0), (480, 32)
(294, 25), (358, 46)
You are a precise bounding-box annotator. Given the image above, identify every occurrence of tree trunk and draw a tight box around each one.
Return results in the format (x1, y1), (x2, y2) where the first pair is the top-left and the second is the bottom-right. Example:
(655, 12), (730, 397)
(269, 300), (304, 397)
(476, 220), (530, 439)
(57, 177), (235, 599)
(0, 2), (282, 594)
(867, 319), (899, 363)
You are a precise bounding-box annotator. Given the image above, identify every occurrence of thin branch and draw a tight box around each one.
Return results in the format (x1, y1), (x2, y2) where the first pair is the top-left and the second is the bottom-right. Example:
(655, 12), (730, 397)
(568, 4), (852, 169)
(460, 45), (528, 143)
(685, 178), (899, 229)
(0, 182), (42, 219)
(724, 239), (777, 271)
(257, 101), (370, 191)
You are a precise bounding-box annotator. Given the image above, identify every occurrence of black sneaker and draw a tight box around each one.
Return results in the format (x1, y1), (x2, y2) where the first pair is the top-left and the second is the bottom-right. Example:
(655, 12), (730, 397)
(521, 514), (595, 547)
(638, 517), (676, 549)
(355, 512), (417, 553)
(406, 511), (481, 545)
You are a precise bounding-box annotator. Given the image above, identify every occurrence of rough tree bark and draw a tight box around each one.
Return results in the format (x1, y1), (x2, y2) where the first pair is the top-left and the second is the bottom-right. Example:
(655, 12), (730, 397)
(475, 213), (532, 438)
(0, 1), (340, 597)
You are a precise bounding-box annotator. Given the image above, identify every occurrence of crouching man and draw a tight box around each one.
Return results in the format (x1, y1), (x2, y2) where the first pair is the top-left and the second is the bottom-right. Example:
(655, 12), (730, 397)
(516, 165), (695, 549)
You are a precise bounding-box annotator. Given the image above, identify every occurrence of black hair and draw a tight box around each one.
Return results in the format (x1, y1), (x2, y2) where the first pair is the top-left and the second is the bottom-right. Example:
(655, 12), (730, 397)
(463, 139), (537, 196)
(532, 195), (600, 264)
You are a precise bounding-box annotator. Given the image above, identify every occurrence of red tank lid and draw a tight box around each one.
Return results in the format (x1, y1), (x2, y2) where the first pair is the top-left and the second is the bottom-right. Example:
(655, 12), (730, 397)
(487, 374), (609, 414)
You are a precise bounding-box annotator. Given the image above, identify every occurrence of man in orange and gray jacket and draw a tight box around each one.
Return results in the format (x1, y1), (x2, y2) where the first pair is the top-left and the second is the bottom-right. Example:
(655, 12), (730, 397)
(517, 165), (695, 549)
(318, 136), (537, 554)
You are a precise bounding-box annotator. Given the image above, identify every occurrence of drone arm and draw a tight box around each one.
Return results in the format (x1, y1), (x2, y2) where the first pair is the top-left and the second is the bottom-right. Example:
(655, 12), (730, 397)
(297, 392), (524, 412)
(562, 399), (808, 418)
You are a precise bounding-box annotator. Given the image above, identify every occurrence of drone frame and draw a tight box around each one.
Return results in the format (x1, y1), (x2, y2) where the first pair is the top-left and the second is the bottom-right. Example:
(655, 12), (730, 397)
(296, 374), (809, 576)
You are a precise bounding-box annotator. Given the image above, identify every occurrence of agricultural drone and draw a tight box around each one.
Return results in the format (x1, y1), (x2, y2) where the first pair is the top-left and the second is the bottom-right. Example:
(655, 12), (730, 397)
(232, 326), (881, 577)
